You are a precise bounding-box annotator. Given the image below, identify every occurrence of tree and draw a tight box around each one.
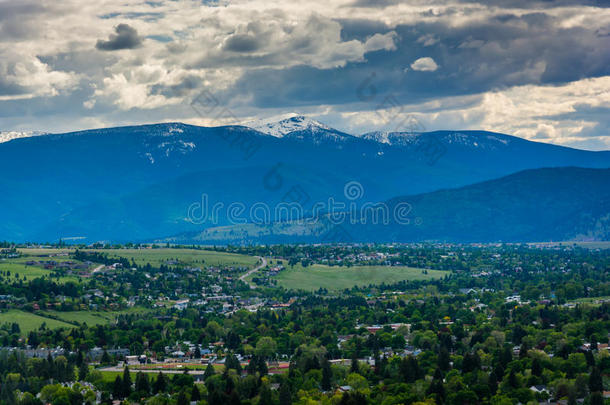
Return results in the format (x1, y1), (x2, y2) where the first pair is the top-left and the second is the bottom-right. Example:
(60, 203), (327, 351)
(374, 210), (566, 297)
(78, 361), (89, 381)
(531, 358), (542, 377)
(589, 366), (603, 393)
(591, 391), (604, 405)
(176, 389), (188, 405)
(279, 383), (292, 405)
(112, 375), (123, 399)
(259, 384), (273, 405)
(350, 353), (359, 374)
(255, 337), (277, 360)
(135, 371), (150, 394)
(101, 350), (111, 365)
(438, 347), (451, 371)
(462, 352), (481, 373)
(153, 372), (167, 393)
(122, 366), (132, 398)
(204, 363), (216, 380)
(399, 356), (421, 383)
(191, 384), (201, 402)
(322, 358), (332, 391)
(427, 368), (446, 404)
(225, 353), (242, 374)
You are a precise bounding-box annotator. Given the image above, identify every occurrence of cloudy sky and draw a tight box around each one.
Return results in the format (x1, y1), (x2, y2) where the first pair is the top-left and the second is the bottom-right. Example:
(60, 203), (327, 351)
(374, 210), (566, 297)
(1, 0), (609, 150)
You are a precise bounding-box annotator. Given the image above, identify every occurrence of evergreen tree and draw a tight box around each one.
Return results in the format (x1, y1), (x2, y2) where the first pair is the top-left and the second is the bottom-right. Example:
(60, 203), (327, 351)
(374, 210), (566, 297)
(350, 353), (359, 374)
(591, 391), (604, 405)
(488, 368), (499, 395)
(112, 375), (123, 399)
(78, 361), (89, 381)
(177, 389), (189, 405)
(259, 384), (273, 405)
(589, 366), (603, 393)
(399, 356), (421, 383)
(191, 384), (201, 402)
(426, 368), (446, 404)
(247, 355), (258, 375)
(122, 366), (132, 398)
(321, 358), (332, 391)
(279, 383), (292, 405)
(135, 371), (150, 394)
(519, 341), (529, 359)
(153, 371), (167, 393)
(257, 355), (268, 375)
(531, 357), (542, 377)
(225, 353), (242, 374)
(204, 363), (216, 380)
(228, 390), (241, 405)
(438, 347), (451, 371)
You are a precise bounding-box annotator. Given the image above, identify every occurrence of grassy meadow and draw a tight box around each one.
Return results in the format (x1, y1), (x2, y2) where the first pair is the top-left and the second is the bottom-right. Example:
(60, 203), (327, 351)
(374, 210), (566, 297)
(0, 310), (75, 334)
(91, 248), (258, 268)
(274, 264), (449, 291)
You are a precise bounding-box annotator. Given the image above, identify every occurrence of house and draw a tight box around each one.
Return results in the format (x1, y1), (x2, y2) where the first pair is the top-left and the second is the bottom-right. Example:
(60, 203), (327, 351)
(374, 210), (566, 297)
(174, 299), (189, 310)
(529, 385), (548, 394)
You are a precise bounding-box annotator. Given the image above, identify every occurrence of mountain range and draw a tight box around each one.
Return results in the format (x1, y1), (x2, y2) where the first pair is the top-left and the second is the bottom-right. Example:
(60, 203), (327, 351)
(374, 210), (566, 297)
(1, 115), (609, 243)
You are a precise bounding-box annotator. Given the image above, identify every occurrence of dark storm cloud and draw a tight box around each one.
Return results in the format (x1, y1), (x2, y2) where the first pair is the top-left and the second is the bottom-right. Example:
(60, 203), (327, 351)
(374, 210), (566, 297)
(0, 1), (48, 40)
(351, 0), (610, 8)
(0, 2), (45, 21)
(223, 34), (261, 52)
(456, 0), (610, 8)
(95, 24), (143, 51)
(150, 75), (202, 98)
(337, 18), (393, 42)
(225, 10), (610, 111)
(0, 81), (26, 97)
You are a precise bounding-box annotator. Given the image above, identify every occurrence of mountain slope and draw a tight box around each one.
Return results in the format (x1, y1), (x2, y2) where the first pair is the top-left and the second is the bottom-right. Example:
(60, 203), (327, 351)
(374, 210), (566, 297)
(347, 166), (610, 242)
(1, 120), (609, 242)
(172, 167), (610, 244)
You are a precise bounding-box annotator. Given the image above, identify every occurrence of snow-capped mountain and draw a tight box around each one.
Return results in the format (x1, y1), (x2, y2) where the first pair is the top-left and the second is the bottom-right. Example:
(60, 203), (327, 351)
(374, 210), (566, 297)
(0, 130), (47, 144)
(1, 120), (609, 243)
(361, 130), (519, 150)
(361, 131), (420, 145)
(247, 115), (356, 147)
(249, 115), (333, 137)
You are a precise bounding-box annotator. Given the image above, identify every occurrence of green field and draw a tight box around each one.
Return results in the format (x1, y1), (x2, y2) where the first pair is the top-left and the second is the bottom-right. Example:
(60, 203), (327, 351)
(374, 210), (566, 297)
(0, 310), (74, 334)
(0, 308), (154, 335)
(92, 248), (258, 268)
(274, 264), (449, 291)
(39, 310), (117, 326)
(0, 260), (81, 283)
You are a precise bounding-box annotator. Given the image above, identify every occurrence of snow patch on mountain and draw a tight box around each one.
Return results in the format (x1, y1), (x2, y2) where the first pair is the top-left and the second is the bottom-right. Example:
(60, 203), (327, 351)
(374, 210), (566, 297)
(248, 115), (332, 137)
(361, 131), (421, 146)
(0, 131), (48, 144)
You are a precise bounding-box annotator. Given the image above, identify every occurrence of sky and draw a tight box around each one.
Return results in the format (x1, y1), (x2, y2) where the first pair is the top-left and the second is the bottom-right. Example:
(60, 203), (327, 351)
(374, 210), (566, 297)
(0, 0), (609, 150)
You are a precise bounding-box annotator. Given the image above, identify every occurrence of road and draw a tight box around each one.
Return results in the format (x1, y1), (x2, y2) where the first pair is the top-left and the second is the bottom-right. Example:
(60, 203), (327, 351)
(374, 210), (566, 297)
(239, 256), (267, 289)
(91, 264), (105, 274)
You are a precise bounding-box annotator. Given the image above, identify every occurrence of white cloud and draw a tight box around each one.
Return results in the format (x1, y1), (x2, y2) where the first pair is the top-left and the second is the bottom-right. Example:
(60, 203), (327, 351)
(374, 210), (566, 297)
(0, 49), (78, 100)
(364, 31), (398, 52)
(410, 57), (439, 72)
(341, 76), (610, 150)
(0, 0), (608, 152)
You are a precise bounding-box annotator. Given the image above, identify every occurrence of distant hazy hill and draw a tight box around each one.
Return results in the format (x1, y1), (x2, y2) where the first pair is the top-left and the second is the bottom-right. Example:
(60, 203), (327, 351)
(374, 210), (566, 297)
(167, 167), (610, 244)
(346, 167), (610, 243)
(1, 118), (609, 242)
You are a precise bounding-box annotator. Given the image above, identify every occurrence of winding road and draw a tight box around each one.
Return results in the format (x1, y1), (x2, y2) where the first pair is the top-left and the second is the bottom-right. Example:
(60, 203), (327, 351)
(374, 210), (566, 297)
(239, 256), (267, 289)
